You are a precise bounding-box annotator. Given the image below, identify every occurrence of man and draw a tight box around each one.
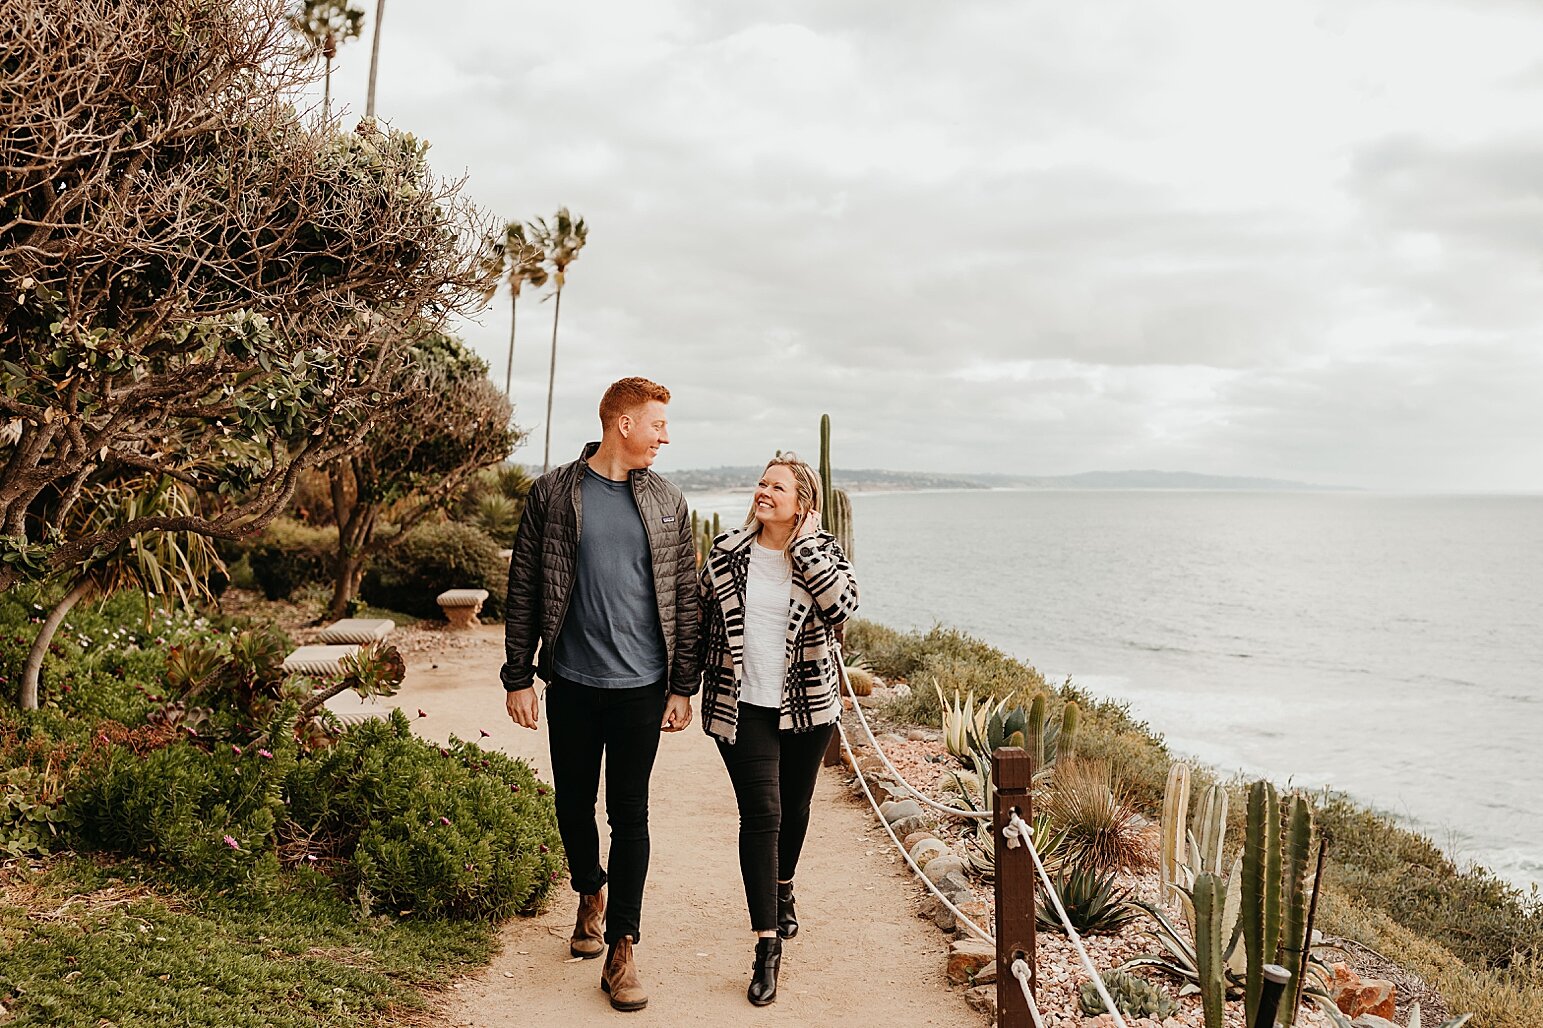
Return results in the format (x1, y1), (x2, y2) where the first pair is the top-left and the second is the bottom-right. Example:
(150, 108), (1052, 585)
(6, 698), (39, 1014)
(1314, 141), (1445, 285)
(503, 376), (699, 1013)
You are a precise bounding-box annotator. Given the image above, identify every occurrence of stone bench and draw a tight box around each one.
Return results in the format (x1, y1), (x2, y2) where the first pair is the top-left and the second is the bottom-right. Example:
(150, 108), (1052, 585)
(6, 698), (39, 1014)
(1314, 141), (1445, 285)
(314, 618), (395, 645)
(281, 643), (363, 676)
(437, 588), (490, 629)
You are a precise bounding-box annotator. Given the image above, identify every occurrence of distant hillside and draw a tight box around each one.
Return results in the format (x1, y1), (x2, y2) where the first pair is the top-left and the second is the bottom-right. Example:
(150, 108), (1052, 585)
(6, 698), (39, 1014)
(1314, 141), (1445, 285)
(665, 466), (1343, 493)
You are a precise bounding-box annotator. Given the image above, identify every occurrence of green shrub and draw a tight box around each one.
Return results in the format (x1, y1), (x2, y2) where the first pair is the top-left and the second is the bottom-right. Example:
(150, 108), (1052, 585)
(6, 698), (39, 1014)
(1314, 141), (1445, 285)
(283, 709), (561, 919)
(1319, 794), (1543, 971)
(66, 725), (295, 889)
(247, 518), (335, 601)
(361, 521), (506, 620)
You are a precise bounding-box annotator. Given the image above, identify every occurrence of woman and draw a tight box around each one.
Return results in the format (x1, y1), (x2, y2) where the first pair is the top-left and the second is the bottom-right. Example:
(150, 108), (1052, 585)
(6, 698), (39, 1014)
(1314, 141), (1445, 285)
(698, 453), (860, 1006)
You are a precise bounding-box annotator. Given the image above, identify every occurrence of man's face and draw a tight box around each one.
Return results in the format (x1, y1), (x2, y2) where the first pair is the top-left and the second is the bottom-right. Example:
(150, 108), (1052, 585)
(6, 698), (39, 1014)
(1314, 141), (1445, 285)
(620, 400), (670, 469)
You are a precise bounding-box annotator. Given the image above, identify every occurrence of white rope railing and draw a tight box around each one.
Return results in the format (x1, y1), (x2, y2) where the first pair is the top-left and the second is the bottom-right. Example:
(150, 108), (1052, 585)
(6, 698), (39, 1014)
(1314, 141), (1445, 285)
(1006, 810), (1130, 1028)
(840, 666), (990, 820)
(835, 716), (995, 943)
(833, 665), (1128, 1027)
(1010, 958), (1047, 1028)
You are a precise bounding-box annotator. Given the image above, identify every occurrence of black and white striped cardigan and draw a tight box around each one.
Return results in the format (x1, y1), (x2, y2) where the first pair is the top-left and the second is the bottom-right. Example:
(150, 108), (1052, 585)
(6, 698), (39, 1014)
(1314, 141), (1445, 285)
(698, 525), (860, 745)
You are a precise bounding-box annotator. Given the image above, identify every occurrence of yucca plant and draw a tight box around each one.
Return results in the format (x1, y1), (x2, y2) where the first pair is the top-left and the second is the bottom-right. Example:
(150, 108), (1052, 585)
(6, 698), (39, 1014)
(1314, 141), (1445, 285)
(1046, 758), (1153, 874)
(1037, 863), (1142, 936)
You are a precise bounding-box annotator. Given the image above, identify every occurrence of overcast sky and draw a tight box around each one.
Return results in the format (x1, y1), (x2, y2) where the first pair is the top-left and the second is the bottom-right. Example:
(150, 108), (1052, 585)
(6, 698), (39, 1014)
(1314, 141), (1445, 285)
(302, 0), (1543, 491)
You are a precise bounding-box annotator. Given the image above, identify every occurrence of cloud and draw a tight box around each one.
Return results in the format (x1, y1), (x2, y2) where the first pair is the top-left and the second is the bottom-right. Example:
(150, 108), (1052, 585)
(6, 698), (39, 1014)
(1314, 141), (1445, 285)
(304, 0), (1543, 490)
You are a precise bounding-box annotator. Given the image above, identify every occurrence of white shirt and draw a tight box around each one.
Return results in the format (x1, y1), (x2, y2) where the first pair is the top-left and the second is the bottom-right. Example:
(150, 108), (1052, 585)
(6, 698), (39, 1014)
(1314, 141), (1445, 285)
(739, 541), (793, 709)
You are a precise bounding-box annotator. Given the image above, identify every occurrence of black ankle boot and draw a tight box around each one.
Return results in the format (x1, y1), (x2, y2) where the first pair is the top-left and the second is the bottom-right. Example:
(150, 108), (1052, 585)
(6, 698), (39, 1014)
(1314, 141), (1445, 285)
(747, 936), (782, 1006)
(776, 880), (798, 939)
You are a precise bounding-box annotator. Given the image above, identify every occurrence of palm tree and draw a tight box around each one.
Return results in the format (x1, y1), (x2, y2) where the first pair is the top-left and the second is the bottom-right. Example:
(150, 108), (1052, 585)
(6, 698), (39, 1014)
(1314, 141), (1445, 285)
(479, 222), (548, 396)
(531, 208), (588, 472)
(365, 0), (386, 117)
(287, 0), (365, 115)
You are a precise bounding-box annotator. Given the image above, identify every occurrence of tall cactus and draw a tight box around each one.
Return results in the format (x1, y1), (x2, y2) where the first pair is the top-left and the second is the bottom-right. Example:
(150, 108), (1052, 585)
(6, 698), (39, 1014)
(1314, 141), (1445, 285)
(818, 413), (835, 528)
(1192, 782), (1229, 877)
(1160, 762), (1191, 908)
(830, 486), (855, 558)
(1028, 693), (1047, 769)
(1242, 781), (1283, 1027)
(1279, 795), (1314, 1027)
(816, 413), (855, 557)
(1193, 872), (1227, 1028)
(1059, 700), (1079, 759)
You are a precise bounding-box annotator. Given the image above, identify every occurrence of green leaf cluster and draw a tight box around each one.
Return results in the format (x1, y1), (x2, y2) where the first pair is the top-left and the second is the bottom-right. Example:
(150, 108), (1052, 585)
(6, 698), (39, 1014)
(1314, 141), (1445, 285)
(285, 710), (563, 919)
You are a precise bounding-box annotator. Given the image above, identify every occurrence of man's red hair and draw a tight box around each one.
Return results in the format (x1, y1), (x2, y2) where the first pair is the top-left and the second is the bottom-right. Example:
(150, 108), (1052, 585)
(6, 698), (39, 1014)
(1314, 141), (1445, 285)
(599, 377), (670, 428)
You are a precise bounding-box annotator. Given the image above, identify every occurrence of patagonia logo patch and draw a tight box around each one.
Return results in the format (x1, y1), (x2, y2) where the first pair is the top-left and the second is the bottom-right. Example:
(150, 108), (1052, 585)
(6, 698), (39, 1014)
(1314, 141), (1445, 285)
(661, 515), (676, 524)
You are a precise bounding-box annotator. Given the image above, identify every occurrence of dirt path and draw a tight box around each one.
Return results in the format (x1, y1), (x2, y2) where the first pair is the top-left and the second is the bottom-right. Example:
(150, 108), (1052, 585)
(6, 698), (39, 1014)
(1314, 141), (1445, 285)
(345, 624), (976, 1027)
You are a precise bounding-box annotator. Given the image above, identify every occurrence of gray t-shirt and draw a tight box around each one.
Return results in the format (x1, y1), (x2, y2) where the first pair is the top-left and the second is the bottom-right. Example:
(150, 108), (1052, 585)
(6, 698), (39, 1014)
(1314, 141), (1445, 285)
(552, 465), (667, 689)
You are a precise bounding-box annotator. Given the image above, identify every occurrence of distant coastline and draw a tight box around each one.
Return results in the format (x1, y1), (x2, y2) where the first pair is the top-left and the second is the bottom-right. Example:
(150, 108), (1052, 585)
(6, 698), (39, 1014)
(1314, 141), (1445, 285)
(661, 466), (1348, 494)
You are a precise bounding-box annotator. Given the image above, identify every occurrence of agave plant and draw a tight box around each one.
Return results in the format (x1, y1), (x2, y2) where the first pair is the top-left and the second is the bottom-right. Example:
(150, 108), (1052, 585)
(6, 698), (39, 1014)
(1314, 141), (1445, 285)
(936, 683), (1030, 762)
(1037, 863), (1142, 936)
(1121, 894), (1246, 997)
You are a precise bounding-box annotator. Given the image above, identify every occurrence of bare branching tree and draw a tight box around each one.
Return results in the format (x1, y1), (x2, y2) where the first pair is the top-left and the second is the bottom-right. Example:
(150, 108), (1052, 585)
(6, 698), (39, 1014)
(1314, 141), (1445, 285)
(323, 329), (519, 620)
(0, 0), (494, 593)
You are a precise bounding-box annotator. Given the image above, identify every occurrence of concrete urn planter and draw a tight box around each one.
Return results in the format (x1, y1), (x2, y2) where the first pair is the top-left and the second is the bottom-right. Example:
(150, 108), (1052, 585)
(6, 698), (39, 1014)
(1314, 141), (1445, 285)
(436, 588), (490, 629)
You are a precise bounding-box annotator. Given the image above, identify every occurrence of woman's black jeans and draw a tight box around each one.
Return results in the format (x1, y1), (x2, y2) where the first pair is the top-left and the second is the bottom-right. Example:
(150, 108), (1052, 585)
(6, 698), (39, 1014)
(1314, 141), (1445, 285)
(546, 675), (666, 944)
(716, 703), (837, 932)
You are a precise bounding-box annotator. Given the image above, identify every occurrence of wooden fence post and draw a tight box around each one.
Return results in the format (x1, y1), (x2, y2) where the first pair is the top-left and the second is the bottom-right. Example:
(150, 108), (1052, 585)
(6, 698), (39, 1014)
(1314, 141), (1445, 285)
(994, 746), (1035, 1027)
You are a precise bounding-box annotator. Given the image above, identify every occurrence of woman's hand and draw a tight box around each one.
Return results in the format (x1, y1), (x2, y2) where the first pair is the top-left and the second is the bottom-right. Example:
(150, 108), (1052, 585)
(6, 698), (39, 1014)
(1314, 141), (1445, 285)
(795, 510), (822, 540)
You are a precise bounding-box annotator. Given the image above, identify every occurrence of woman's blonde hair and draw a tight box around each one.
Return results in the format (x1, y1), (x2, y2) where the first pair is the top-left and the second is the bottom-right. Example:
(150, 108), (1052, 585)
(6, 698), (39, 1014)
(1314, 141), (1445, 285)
(742, 452), (822, 561)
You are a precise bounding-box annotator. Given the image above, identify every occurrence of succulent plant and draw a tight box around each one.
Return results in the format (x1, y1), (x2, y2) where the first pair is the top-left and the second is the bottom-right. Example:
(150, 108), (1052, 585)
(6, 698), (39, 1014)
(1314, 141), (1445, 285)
(1079, 969), (1180, 1019)
(1037, 863), (1142, 936)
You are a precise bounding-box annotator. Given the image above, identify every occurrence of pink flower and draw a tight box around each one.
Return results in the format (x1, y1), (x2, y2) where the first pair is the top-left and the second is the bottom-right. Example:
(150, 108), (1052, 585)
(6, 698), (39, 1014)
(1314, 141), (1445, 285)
(417, 708), (427, 718)
(479, 729), (491, 738)
(231, 744), (242, 755)
(438, 816), (451, 826)
(257, 749), (273, 759)
(223, 835), (239, 850)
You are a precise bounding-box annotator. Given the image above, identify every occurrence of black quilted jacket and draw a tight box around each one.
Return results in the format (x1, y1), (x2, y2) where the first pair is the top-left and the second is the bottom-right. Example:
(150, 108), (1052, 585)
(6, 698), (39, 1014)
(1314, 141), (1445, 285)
(500, 442), (701, 696)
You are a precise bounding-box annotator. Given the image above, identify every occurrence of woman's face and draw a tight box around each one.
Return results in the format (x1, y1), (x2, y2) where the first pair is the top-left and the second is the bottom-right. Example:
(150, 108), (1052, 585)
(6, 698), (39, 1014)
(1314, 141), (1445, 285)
(752, 464), (801, 529)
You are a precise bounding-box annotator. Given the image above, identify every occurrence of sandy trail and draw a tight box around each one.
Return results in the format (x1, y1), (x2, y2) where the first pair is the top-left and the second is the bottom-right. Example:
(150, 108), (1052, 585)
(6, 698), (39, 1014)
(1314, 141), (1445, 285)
(343, 624), (974, 1027)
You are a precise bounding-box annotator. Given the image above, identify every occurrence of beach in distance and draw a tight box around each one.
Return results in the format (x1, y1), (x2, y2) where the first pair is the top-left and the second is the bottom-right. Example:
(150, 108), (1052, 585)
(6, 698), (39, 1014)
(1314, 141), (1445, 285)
(688, 485), (1543, 890)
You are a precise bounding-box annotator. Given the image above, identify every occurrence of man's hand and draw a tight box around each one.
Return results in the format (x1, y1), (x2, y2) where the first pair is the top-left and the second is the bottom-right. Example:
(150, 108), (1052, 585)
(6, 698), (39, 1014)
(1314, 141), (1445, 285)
(506, 687), (540, 730)
(661, 693), (692, 733)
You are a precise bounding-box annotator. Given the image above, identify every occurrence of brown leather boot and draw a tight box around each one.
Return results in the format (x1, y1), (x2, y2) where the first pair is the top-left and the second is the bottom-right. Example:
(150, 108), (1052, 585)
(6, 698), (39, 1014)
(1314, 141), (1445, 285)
(600, 936), (648, 1012)
(570, 889), (605, 959)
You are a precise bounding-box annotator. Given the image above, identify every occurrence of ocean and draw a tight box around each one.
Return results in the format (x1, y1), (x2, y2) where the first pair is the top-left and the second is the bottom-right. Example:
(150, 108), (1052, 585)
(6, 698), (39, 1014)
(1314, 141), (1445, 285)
(687, 488), (1543, 890)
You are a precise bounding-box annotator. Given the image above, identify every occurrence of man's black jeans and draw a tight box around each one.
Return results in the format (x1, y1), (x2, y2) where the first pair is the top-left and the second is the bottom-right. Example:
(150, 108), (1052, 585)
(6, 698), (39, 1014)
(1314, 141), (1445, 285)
(545, 675), (667, 944)
(716, 703), (836, 932)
